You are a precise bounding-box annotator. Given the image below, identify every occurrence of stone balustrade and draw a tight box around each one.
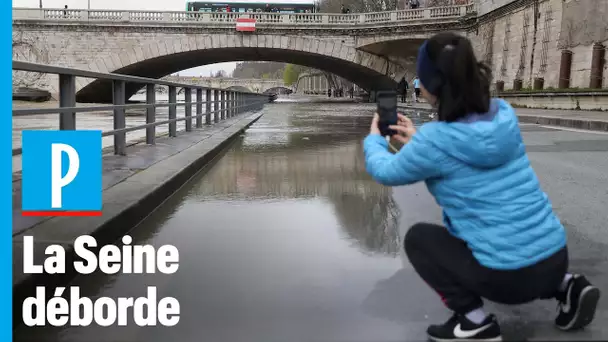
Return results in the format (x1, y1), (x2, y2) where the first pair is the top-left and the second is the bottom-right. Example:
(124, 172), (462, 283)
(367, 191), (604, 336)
(12, 4), (474, 27)
(162, 76), (287, 93)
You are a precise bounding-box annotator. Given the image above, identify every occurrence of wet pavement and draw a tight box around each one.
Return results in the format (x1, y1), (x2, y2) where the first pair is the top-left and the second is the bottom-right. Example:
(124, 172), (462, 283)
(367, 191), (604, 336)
(14, 99), (608, 341)
(403, 102), (608, 123)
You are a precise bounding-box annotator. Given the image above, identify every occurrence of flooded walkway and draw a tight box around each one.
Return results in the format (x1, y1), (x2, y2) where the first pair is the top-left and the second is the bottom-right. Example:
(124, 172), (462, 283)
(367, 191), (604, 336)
(14, 99), (608, 342)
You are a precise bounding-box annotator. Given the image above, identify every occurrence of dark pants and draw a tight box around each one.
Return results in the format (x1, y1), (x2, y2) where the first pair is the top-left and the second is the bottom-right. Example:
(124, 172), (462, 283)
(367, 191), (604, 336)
(404, 223), (568, 314)
(414, 88), (421, 98)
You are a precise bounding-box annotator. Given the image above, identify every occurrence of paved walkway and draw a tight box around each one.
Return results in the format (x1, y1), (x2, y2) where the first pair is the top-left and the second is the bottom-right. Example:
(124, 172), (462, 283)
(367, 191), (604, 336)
(515, 107), (608, 120)
(399, 103), (608, 132)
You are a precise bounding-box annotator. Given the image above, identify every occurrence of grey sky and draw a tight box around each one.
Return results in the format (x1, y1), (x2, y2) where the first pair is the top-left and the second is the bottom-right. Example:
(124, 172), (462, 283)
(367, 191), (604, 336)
(12, 0), (271, 76)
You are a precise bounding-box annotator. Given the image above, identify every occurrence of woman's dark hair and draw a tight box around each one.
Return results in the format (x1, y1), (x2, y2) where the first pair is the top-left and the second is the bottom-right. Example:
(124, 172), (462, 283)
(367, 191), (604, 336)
(425, 32), (492, 122)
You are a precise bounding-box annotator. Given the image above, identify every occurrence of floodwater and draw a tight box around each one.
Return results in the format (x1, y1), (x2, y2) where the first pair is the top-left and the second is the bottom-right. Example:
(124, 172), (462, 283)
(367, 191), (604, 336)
(13, 98), (608, 341)
(15, 99), (417, 342)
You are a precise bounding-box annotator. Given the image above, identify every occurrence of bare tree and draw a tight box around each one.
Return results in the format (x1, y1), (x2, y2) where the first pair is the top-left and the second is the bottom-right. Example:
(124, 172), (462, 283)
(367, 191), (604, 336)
(213, 70), (227, 78)
(320, 0), (466, 11)
(426, 0), (452, 6)
(319, 0), (398, 13)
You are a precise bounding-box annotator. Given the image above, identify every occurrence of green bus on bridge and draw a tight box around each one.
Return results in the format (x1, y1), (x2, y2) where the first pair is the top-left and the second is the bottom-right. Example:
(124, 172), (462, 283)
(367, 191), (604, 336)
(185, 0), (317, 13)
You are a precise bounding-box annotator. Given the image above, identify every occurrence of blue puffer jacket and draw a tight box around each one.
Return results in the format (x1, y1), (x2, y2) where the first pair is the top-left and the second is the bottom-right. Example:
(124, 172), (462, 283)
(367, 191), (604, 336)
(363, 99), (566, 270)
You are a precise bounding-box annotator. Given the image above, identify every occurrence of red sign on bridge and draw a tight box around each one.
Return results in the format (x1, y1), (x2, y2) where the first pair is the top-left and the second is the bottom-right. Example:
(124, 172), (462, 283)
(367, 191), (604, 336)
(236, 18), (256, 32)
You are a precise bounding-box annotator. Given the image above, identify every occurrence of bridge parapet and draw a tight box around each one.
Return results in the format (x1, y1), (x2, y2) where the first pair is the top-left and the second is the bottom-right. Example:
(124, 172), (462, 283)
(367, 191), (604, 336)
(12, 4), (474, 101)
(13, 4), (474, 28)
(162, 76), (286, 93)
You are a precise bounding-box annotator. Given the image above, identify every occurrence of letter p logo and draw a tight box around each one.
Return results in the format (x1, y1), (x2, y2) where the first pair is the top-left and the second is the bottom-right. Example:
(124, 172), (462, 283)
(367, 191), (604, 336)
(22, 131), (102, 216)
(51, 143), (80, 209)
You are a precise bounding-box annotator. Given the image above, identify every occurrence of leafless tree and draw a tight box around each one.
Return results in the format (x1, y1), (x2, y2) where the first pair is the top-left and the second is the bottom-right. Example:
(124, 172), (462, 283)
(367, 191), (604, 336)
(426, 0), (452, 7)
(213, 70), (227, 78)
(319, 0), (399, 13)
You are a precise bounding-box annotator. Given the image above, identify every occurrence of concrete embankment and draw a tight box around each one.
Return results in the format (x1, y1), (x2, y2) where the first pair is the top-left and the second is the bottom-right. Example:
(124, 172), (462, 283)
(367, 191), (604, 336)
(398, 104), (608, 132)
(516, 114), (608, 132)
(12, 109), (265, 328)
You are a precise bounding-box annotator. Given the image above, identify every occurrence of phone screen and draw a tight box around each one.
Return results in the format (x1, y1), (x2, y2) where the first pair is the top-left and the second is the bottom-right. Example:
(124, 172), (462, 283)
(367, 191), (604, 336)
(376, 91), (398, 136)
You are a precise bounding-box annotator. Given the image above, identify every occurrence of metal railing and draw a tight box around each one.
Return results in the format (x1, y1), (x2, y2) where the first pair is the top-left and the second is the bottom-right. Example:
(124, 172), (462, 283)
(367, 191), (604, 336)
(12, 3), (475, 27)
(12, 61), (269, 156)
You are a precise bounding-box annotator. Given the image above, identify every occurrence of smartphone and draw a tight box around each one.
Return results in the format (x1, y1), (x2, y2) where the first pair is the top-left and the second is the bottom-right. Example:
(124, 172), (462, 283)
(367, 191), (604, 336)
(376, 90), (398, 136)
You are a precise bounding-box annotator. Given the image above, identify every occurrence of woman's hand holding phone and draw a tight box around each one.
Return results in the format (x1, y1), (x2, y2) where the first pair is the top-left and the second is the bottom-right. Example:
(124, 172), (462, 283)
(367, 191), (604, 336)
(389, 113), (416, 144)
(370, 113), (416, 145)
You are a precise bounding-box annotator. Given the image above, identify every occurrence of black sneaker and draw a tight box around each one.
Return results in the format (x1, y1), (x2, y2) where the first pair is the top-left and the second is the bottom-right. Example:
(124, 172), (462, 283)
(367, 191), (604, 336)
(555, 274), (601, 331)
(427, 313), (502, 342)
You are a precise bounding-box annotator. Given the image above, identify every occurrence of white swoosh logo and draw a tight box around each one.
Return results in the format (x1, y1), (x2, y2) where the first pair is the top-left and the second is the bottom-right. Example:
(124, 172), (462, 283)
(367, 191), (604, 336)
(562, 282), (574, 313)
(453, 323), (491, 338)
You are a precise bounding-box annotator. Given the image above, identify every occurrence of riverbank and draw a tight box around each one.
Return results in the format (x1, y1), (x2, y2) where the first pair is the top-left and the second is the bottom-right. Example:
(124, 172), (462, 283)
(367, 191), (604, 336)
(12, 108), (265, 329)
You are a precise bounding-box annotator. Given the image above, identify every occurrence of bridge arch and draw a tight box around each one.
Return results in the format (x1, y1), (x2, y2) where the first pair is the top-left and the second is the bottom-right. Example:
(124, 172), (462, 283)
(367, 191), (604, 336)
(294, 71), (340, 94)
(263, 87), (293, 95)
(225, 85), (252, 92)
(177, 84), (253, 94)
(75, 34), (404, 103)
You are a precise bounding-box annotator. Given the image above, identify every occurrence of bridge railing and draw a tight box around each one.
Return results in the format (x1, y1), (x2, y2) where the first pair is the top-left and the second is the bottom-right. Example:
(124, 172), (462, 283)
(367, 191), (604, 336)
(13, 4), (475, 26)
(12, 61), (269, 156)
(163, 76), (287, 87)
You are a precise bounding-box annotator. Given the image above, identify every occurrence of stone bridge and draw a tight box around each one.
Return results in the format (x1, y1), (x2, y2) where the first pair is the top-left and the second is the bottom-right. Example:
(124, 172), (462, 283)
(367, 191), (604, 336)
(294, 72), (332, 94)
(162, 75), (288, 93)
(12, 5), (473, 102)
(294, 71), (362, 95)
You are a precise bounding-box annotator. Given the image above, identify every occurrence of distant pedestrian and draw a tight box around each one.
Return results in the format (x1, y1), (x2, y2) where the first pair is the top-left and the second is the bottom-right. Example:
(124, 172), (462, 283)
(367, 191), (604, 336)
(340, 4), (348, 14)
(409, 0), (420, 9)
(413, 76), (421, 102)
(398, 77), (409, 103)
(328, 88), (332, 97)
(63, 5), (68, 16)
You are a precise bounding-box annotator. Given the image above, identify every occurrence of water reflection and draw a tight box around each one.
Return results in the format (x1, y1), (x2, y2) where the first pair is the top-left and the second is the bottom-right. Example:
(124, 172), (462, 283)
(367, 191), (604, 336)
(14, 101), (407, 342)
(332, 193), (401, 256)
(188, 103), (401, 255)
